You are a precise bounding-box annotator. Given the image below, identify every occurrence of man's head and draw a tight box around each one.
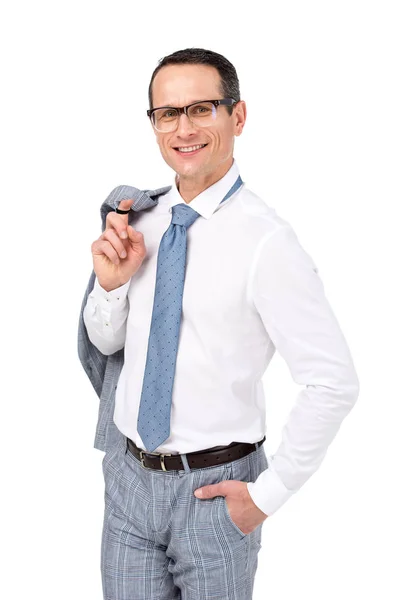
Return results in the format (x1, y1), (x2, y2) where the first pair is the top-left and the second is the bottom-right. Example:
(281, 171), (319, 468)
(148, 48), (246, 187)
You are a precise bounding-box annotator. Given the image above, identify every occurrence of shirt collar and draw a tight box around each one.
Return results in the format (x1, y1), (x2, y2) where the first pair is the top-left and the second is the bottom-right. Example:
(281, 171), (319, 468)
(167, 158), (241, 220)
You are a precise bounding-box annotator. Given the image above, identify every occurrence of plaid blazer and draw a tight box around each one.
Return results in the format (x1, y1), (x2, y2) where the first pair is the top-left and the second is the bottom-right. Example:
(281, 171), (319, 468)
(77, 183), (171, 452)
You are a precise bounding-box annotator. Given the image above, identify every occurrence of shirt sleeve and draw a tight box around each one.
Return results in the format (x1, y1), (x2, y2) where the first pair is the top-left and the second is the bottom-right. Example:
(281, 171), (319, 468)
(82, 276), (131, 356)
(246, 225), (360, 517)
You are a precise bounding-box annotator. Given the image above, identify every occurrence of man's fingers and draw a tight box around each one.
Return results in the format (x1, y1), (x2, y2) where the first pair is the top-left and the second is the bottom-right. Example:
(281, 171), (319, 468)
(127, 225), (140, 240)
(117, 199), (134, 226)
(105, 199), (134, 237)
(92, 239), (121, 265)
(117, 198), (134, 216)
(99, 228), (128, 259)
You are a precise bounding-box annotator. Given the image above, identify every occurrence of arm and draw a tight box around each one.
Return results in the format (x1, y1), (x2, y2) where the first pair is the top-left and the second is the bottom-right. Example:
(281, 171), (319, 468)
(83, 276), (131, 356)
(246, 225), (360, 516)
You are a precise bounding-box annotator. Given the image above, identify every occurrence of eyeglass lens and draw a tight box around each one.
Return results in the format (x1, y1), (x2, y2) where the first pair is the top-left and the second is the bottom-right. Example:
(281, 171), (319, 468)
(151, 102), (218, 132)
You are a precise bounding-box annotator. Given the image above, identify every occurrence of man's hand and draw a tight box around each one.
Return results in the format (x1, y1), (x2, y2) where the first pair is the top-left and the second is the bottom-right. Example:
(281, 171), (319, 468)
(91, 199), (147, 292)
(194, 480), (268, 535)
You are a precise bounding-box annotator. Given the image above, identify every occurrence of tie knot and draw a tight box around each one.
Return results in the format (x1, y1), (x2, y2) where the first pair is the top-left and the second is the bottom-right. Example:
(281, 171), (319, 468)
(171, 203), (201, 228)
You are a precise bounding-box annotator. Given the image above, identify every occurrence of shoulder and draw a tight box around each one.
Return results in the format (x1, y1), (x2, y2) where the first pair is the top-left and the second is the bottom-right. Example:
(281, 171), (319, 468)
(238, 184), (293, 239)
(238, 185), (319, 273)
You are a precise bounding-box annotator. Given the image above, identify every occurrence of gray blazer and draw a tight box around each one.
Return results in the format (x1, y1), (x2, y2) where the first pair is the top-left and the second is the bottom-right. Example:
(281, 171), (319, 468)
(77, 183), (171, 452)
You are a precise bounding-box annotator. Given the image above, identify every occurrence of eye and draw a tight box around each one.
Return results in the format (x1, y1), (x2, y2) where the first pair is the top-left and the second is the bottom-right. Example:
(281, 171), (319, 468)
(159, 108), (178, 120)
(193, 105), (211, 114)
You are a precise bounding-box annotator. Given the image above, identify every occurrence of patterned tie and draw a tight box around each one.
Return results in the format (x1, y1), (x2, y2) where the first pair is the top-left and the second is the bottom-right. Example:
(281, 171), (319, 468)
(137, 175), (243, 452)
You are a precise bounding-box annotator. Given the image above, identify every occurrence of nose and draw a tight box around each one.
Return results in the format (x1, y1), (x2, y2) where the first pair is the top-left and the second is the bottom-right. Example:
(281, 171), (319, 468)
(175, 111), (197, 136)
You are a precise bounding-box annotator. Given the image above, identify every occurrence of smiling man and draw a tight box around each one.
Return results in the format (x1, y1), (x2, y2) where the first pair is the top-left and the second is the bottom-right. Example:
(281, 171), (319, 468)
(80, 47), (359, 600)
(150, 61), (245, 202)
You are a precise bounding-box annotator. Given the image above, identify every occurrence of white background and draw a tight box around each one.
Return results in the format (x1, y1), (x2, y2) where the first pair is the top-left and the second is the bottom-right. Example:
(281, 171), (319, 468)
(1, 1), (399, 598)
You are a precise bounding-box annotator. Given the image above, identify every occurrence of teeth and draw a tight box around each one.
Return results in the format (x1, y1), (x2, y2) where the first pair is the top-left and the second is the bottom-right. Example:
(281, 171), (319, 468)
(177, 144), (206, 153)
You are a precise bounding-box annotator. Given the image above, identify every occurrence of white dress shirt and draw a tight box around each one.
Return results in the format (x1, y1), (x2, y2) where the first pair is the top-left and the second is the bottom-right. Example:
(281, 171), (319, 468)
(83, 158), (359, 516)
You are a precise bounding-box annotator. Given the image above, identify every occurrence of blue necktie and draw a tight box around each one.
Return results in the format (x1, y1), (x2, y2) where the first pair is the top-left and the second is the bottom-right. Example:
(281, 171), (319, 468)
(137, 175), (243, 452)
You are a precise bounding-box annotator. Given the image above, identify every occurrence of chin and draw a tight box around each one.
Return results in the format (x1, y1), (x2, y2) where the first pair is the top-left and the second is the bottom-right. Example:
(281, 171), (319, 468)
(165, 152), (211, 178)
(173, 162), (201, 176)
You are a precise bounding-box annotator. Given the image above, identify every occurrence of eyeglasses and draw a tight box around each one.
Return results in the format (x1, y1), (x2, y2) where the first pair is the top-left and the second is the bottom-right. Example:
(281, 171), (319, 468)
(147, 98), (238, 132)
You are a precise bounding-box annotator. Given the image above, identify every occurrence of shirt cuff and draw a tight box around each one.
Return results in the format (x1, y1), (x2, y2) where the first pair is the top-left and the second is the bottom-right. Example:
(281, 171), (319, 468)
(90, 277), (131, 311)
(246, 459), (296, 517)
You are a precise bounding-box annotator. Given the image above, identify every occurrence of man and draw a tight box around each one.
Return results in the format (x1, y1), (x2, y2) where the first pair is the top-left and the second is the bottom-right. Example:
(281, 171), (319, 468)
(80, 47), (359, 600)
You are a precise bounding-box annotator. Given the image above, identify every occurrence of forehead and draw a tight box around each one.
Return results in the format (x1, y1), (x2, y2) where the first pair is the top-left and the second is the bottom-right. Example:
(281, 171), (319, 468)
(152, 64), (222, 107)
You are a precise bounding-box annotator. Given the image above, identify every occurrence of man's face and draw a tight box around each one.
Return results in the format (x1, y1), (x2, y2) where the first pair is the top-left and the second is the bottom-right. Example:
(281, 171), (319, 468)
(150, 64), (246, 181)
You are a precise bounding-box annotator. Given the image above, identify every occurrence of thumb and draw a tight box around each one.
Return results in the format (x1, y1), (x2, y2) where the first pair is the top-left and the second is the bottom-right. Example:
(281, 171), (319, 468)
(194, 483), (225, 499)
(127, 225), (144, 245)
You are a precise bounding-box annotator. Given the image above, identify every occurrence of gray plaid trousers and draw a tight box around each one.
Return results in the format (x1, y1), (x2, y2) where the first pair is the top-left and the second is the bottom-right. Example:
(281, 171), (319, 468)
(101, 434), (268, 599)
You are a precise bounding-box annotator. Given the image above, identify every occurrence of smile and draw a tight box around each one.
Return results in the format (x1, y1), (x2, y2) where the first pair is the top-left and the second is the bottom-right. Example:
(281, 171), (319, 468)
(174, 144), (208, 155)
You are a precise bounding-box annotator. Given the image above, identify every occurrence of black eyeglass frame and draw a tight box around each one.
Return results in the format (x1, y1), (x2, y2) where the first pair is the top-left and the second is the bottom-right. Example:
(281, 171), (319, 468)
(146, 98), (239, 127)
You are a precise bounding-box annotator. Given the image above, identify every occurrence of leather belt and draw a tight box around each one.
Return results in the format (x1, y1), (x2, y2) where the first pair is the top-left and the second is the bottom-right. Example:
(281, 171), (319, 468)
(126, 436), (266, 472)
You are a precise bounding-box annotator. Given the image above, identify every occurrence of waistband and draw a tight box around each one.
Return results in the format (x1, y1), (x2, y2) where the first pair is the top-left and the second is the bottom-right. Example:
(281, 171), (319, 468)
(126, 436), (266, 472)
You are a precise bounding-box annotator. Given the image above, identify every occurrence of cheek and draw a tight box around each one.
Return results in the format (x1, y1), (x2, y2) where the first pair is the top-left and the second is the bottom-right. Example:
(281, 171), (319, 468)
(158, 140), (169, 155)
(214, 134), (229, 152)
(162, 138), (174, 152)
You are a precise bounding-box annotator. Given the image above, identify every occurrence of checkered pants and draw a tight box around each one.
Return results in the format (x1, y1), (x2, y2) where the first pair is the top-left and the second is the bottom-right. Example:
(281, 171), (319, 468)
(101, 434), (268, 599)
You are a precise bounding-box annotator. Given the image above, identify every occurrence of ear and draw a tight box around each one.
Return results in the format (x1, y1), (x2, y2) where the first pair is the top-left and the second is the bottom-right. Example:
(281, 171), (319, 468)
(234, 100), (247, 137)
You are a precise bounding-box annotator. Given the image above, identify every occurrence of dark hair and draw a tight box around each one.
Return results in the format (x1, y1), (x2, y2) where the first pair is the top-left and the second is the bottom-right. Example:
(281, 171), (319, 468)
(148, 47), (241, 116)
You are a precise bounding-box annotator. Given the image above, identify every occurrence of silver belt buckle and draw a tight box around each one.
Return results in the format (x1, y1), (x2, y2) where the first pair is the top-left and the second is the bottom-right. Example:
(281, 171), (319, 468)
(139, 450), (172, 471)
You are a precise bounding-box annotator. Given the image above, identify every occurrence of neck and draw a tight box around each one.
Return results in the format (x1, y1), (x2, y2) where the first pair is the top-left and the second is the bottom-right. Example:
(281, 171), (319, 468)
(176, 157), (234, 203)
